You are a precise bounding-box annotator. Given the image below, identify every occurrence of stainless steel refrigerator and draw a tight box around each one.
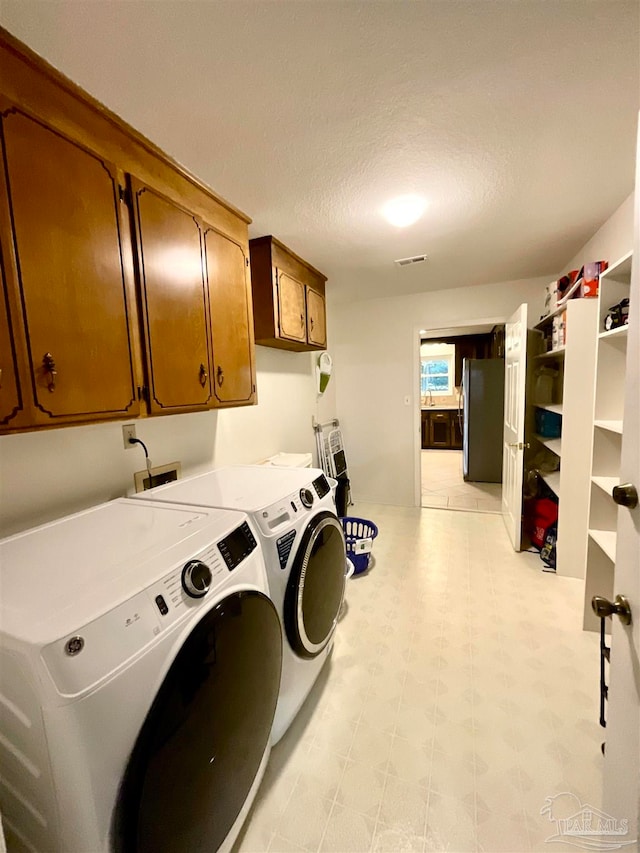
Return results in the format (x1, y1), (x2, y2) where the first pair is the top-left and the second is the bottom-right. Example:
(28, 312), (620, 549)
(460, 358), (504, 482)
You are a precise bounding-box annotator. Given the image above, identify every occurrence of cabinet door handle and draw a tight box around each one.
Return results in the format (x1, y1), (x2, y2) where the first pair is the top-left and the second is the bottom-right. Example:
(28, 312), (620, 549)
(217, 366), (224, 387)
(300, 313), (304, 329)
(43, 352), (57, 392)
(310, 317), (314, 331)
(199, 363), (208, 387)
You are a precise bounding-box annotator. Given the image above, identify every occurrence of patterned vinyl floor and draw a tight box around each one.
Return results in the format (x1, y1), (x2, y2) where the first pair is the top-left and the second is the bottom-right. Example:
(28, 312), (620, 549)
(234, 502), (604, 853)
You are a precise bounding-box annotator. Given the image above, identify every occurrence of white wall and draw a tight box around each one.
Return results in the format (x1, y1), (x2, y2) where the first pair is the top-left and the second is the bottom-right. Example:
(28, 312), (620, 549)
(331, 191), (636, 509)
(0, 346), (336, 536)
(331, 275), (548, 507)
(564, 193), (634, 273)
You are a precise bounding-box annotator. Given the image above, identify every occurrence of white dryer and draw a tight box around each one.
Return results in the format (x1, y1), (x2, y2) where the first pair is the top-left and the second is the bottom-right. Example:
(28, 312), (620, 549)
(0, 498), (282, 853)
(139, 466), (346, 744)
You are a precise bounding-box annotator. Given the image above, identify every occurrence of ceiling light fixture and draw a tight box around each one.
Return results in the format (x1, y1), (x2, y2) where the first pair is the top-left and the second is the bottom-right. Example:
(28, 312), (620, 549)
(382, 194), (427, 228)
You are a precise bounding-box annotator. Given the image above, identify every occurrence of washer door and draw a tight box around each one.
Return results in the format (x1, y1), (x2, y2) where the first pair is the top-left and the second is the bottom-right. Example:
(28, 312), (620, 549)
(114, 590), (281, 853)
(284, 511), (346, 659)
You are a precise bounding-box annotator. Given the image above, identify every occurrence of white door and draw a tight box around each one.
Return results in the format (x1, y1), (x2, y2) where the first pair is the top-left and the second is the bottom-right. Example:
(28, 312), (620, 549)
(601, 116), (640, 839)
(502, 303), (528, 550)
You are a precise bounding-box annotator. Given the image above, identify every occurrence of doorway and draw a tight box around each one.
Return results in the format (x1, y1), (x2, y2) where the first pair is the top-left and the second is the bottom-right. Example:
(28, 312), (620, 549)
(418, 323), (505, 513)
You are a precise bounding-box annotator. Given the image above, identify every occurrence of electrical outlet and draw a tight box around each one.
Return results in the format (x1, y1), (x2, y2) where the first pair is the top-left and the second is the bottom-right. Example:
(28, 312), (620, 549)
(122, 424), (137, 449)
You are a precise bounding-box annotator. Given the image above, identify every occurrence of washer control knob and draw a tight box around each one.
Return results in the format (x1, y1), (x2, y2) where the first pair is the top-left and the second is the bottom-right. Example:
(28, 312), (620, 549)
(300, 488), (314, 509)
(182, 560), (212, 598)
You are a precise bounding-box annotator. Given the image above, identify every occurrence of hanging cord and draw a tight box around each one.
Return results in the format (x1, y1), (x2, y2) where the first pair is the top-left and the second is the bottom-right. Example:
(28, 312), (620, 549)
(129, 437), (153, 481)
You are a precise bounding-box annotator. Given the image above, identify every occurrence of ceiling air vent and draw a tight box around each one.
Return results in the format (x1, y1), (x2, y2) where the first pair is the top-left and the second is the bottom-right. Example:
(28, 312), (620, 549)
(394, 254), (428, 267)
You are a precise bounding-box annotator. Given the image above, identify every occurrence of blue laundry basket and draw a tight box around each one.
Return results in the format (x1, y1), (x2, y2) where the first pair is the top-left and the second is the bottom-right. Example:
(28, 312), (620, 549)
(341, 517), (378, 575)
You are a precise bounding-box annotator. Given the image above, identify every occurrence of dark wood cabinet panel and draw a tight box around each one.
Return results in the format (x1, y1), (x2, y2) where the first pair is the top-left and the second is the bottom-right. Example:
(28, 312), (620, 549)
(0, 105), (140, 426)
(306, 287), (327, 348)
(421, 411), (429, 449)
(429, 412), (451, 448)
(250, 236), (328, 352)
(451, 412), (463, 449)
(422, 409), (464, 449)
(204, 226), (255, 406)
(131, 180), (212, 413)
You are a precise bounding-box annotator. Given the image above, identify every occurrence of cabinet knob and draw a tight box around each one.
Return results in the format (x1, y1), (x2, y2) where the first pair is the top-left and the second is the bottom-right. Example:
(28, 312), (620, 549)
(217, 366), (224, 387)
(199, 363), (208, 388)
(612, 483), (638, 509)
(43, 352), (57, 392)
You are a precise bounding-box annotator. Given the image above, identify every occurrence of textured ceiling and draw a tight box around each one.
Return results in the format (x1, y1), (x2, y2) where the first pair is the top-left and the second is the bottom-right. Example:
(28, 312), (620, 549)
(2, 1), (639, 302)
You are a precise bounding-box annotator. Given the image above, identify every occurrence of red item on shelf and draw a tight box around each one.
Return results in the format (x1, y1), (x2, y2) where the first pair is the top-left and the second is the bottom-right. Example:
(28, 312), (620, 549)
(526, 497), (559, 550)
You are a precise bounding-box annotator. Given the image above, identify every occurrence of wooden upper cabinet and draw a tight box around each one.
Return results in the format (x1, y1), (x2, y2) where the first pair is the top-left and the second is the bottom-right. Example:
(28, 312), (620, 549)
(278, 272), (307, 343)
(250, 236), (328, 352)
(0, 259), (23, 428)
(306, 287), (327, 348)
(130, 179), (213, 413)
(0, 104), (140, 427)
(203, 226), (255, 406)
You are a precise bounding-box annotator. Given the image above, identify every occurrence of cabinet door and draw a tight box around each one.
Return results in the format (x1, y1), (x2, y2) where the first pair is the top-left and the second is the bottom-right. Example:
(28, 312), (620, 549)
(0, 260), (22, 427)
(306, 287), (326, 348)
(203, 226), (255, 405)
(429, 413), (451, 447)
(0, 105), (139, 423)
(421, 411), (429, 449)
(451, 413), (463, 449)
(131, 180), (212, 412)
(277, 272), (306, 343)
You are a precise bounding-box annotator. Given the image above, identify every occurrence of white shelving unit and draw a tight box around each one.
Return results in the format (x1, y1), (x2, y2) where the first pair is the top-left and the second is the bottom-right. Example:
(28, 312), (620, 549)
(584, 251), (632, 631)
(529, 298), (599, 578)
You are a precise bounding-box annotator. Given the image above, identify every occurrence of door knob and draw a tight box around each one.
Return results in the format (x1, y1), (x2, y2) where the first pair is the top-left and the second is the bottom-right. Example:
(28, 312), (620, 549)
(612, 483), (638, 509)
(592, 594), (632, 626)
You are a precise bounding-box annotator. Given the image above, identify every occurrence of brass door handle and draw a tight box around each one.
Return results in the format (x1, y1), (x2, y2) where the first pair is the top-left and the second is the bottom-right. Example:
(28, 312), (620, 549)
(43, 352), (57, 392)
(199, 363), (208, 387)
(592, 595), (632, 626)
(508, 442), (530, 450)
(217, 366), (224, 387)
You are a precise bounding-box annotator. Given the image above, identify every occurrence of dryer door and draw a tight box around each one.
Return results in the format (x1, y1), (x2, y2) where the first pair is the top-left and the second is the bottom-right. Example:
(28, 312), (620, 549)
(285, 511), (346, 659)
(114, 590), (281, 853)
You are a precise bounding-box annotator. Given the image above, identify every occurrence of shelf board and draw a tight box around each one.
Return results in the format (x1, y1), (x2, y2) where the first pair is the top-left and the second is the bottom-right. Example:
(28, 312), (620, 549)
(534, 434), (562, 456)
(591, 476), (618, 497)
(594, 419), (623, 435)
(535, 403), (563, 415)
(589, 528), (617, 562)
(599, 251), (633, 285)
(599, 325), (629, 341)
(541, 470), (561, 497)
(534, 346), (566, 360)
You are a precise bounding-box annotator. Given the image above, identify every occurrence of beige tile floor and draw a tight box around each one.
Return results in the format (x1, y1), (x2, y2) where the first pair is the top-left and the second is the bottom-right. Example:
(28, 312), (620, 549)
(421, 451), (502, 513)
(235, 503), (603, 853)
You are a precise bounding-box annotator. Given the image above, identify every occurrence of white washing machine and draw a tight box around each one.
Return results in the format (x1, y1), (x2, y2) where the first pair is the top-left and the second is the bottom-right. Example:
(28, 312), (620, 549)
(0, 498), (282, 853)
(138, 466), (346, 744)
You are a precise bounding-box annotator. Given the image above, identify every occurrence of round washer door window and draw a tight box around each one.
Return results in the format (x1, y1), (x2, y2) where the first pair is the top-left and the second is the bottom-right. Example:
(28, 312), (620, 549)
(114, 590), (282, 853)
(285, 511), (346, 659)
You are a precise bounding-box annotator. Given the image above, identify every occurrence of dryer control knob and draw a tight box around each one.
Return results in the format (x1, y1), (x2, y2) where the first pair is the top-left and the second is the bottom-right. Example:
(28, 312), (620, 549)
(300, 488), (314, 509)
(182, 560), (212, 598)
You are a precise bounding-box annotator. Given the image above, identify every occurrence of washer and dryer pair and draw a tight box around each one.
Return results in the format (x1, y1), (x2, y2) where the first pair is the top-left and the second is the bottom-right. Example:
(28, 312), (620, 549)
(140, 464), (347, 745)
(0, 465), (346, 852)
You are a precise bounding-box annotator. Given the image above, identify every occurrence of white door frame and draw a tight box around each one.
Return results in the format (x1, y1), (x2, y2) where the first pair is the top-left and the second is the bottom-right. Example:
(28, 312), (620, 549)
(412, 316), (509, 507)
